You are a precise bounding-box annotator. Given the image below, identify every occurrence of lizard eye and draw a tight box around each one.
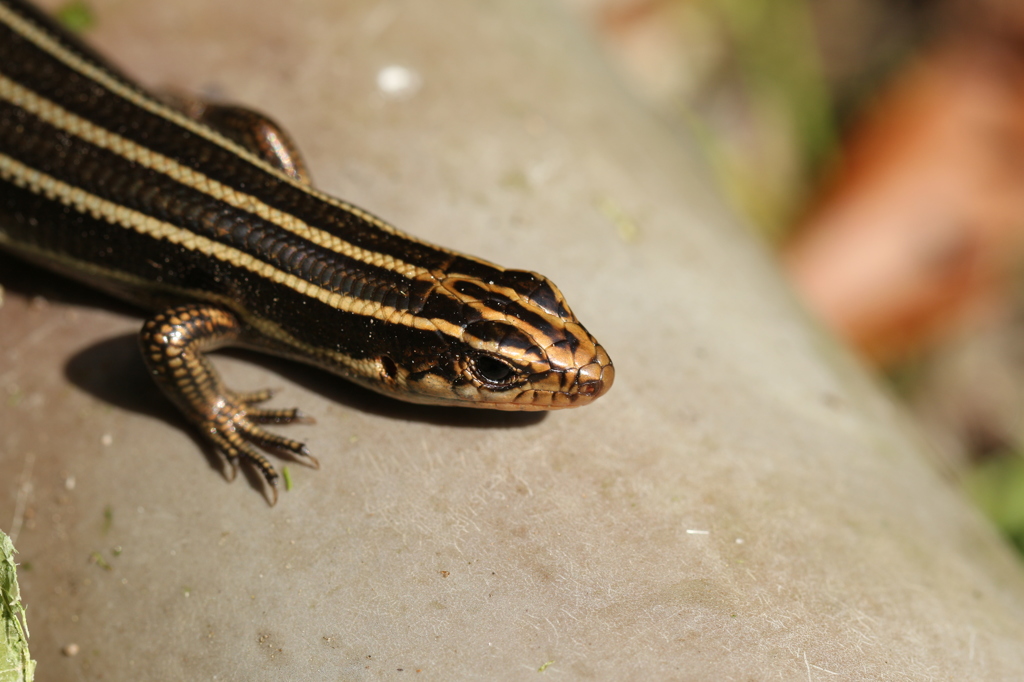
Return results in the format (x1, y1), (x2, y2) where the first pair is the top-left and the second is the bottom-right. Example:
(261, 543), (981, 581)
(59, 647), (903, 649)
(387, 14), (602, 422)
(470, 354), (519, 387)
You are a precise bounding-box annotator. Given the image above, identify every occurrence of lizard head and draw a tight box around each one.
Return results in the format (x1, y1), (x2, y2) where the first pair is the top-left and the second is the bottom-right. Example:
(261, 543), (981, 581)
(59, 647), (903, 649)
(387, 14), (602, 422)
(366, 265), (614, 411)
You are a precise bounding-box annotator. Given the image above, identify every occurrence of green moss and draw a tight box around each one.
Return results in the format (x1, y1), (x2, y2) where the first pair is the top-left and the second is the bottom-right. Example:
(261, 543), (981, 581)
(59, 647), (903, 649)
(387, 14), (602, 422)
(965, 454), (1024, 555)
(89, 551), (111, 571)
(54, 0), (95, 33)
(1, 531), (36, 682)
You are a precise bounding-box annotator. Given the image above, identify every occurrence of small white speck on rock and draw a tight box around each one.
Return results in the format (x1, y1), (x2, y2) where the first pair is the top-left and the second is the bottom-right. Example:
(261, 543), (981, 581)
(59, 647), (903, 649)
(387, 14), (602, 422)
(376, 65), (422, 99)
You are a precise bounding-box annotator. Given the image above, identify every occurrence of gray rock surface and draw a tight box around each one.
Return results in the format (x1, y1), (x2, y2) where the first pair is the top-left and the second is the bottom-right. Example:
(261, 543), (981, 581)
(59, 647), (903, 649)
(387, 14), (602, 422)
(2, 0), (1024, 679)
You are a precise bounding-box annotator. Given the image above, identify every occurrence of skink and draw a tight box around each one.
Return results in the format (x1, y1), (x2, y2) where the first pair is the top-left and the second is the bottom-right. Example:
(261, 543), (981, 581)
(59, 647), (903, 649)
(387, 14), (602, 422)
(0, 0), (614, 502)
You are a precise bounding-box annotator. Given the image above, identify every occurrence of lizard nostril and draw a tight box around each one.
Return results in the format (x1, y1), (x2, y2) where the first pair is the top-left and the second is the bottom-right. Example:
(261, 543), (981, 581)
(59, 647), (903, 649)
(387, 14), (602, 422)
(575, 353), (614, 399)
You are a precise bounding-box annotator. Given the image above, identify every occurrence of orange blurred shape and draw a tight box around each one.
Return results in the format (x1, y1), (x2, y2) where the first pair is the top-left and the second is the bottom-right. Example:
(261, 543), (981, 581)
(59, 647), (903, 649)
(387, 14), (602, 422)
(785, 39), (1024, 364)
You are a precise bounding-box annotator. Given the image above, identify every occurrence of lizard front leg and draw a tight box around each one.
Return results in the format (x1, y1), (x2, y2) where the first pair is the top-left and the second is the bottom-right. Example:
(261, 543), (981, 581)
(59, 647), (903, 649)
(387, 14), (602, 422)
(139, 304), (318, 504)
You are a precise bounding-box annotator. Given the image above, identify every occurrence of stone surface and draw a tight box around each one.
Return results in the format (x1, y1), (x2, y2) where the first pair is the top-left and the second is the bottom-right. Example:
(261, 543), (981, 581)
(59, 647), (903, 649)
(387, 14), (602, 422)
(2, 0), (1024, 679)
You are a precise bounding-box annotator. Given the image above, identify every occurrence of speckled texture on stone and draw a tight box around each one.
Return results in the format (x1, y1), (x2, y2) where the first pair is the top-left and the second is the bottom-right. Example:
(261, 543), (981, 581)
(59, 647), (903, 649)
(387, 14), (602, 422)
(2, 0), (1024, 680)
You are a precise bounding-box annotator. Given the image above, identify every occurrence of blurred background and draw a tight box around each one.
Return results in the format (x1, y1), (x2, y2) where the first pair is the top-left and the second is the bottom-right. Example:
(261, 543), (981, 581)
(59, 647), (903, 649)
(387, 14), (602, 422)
(557, 0), (1024, 556)
(50, 0), (1024, 557)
